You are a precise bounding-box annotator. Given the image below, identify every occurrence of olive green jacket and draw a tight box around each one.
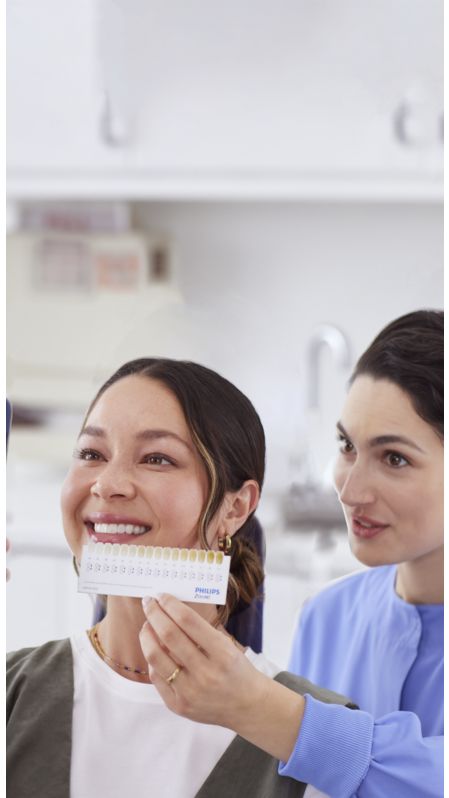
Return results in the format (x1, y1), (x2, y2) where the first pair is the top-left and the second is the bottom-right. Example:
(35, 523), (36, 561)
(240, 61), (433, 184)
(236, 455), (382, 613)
(7, 639), (356, 798)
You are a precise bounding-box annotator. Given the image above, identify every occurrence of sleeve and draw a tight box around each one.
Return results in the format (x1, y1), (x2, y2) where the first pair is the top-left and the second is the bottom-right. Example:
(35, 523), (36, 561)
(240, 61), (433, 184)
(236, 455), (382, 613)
(288, 600), (312, 674)
(279, 694), (443, 798)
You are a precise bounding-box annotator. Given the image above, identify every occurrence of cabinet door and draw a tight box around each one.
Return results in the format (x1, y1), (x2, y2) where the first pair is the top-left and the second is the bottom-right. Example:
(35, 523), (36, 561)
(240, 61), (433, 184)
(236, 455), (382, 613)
(99, 0), (443, 174)
(7, 0), (443, 190)
(7, 0), (100, 170)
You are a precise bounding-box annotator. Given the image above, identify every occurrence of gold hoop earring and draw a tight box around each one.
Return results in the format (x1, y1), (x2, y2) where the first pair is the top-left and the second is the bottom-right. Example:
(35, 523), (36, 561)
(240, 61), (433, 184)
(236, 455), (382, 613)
(218, 534), (232, 554)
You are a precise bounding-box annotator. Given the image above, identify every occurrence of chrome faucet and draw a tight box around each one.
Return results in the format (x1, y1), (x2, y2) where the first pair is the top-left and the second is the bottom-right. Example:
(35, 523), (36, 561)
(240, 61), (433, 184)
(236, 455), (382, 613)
(283, 324), (352, 530)
(307, 324), (352, 411)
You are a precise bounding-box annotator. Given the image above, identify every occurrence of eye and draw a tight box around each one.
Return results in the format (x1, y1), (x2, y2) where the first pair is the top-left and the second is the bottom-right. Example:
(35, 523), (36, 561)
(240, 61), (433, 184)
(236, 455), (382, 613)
(142, 453), (175, 466)
(384, 451), (409, 468)
(337, 434), (354, 455)
(73, 447), (103, 462)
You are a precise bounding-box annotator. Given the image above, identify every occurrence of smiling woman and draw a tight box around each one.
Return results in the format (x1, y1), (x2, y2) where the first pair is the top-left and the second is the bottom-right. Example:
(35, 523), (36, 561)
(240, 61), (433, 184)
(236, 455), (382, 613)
(7, 357), (339, 798)
(64, 358), (267, 628)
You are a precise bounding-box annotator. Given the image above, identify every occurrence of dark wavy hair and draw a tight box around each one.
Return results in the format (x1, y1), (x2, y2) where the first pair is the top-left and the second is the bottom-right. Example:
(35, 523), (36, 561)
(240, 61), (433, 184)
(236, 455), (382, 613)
(85, 358), (266, 624)
(350, 310), (443, 439)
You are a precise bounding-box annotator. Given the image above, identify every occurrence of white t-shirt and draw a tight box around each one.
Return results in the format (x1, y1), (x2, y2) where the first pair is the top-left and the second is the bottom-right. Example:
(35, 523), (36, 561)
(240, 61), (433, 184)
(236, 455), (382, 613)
(70, 631), (326, 798)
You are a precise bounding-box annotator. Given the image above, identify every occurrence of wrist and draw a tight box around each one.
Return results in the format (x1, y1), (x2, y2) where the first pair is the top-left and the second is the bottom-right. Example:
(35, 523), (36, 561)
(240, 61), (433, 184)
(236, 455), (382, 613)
(230, 672), (305, 761)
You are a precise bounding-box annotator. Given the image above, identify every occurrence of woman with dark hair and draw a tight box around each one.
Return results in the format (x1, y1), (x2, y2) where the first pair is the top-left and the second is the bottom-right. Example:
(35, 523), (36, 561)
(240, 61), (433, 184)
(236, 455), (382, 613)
(7, 358), (341, 798)
(140, 310), (443, 798)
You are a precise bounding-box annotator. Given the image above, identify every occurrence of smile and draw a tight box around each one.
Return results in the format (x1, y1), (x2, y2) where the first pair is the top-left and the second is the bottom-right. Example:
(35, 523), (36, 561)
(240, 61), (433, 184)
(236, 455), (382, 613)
(83, 516), (152, 544)
(93, 523), (149, 535)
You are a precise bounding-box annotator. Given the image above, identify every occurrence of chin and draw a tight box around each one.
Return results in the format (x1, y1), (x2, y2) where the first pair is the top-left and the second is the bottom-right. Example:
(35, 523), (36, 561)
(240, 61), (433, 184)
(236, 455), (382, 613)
(349, 537), (397, 568)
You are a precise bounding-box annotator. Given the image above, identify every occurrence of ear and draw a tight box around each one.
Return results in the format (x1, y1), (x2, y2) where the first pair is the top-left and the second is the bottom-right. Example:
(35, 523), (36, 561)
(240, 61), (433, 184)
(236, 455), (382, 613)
(215, 479), (260, 541)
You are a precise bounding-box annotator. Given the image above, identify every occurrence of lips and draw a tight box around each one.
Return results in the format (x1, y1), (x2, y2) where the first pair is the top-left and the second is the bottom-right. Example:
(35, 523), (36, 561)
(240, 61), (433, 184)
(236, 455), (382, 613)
(351, 515), (389, 540)
(83, 513), (152, 544)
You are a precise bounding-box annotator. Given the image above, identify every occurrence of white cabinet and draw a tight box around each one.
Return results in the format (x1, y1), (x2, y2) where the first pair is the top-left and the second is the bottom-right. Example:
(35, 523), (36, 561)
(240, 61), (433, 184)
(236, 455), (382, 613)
(7, 0), (443, 200)
(7, 0), (100, 171)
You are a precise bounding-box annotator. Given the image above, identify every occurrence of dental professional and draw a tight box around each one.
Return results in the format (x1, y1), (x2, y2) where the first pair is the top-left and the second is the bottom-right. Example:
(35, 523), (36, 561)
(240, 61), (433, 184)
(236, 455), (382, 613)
(140, 309), (444, 798)
(7, 357), (347, 798)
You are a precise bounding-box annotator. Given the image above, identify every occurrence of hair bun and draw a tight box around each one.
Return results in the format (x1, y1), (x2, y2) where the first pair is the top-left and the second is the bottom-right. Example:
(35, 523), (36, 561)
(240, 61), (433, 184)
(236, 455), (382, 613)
(226, 517), (264, 617)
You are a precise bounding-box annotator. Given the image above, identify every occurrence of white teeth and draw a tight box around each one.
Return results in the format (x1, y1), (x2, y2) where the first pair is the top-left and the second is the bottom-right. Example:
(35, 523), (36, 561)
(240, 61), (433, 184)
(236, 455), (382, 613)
(359, 520), (375, 528)
(93, 523), (148, 535)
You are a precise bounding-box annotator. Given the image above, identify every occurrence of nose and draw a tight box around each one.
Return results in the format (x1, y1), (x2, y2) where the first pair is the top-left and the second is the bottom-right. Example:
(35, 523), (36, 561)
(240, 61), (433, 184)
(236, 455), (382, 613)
(90, 462), (137, 501)
(334, 459), (376, 508)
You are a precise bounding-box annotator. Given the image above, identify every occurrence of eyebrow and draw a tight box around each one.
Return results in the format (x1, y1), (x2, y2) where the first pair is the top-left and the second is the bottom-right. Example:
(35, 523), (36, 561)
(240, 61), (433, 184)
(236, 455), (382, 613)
(336, 421), (425, 453)
(79, 425), (192, 451)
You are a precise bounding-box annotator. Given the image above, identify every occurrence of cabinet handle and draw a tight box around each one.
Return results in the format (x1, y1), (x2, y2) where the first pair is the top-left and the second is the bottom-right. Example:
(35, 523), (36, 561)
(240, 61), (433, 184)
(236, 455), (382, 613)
(99, 90), (130, 147)
(393, 99), (443, 148)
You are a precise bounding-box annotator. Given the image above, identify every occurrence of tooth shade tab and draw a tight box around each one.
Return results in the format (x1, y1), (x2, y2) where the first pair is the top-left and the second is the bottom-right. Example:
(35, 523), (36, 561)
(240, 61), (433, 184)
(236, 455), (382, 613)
(78, 543), (231, 604)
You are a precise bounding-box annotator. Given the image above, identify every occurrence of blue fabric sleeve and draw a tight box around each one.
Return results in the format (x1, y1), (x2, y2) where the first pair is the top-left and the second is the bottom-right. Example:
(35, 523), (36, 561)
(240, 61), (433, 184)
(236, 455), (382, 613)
(279, 694), (443, 798)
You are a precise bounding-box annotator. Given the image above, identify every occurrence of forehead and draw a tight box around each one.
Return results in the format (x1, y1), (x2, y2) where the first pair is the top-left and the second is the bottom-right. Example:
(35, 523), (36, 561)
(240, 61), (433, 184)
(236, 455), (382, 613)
(341, 376), (430, 440)
(87, 375), (189, 436)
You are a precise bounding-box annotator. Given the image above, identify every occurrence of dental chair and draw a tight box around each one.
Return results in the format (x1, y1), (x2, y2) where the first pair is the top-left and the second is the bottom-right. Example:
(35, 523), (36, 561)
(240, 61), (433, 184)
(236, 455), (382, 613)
(225, 515), (265, 652)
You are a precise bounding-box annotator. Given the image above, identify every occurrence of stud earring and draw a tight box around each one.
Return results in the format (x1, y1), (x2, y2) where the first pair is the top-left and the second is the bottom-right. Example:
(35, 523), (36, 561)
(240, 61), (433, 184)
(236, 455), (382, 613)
(218, 534), (232, 554)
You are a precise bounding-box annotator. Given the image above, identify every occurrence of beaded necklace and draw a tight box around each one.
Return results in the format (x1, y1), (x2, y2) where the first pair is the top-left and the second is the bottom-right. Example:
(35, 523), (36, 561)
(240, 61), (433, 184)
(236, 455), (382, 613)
(87, 624), (149, 676)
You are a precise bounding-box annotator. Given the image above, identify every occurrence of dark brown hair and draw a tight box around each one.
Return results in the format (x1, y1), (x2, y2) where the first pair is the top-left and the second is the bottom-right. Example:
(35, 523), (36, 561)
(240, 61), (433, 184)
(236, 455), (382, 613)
(86, 358), (266, 623)
(351, 310), (443, 438)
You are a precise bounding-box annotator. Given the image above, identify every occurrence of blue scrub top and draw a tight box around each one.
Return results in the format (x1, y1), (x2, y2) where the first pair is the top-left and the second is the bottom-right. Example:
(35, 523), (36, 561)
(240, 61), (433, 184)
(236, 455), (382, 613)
(279, 565), (443, 797)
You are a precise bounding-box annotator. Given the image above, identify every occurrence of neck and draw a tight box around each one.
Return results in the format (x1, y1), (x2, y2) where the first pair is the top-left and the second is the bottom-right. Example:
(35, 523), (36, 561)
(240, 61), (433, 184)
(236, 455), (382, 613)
(396, 546), (444, 604)
(95, 596), (220, 682)
(96, 597), (150, 682)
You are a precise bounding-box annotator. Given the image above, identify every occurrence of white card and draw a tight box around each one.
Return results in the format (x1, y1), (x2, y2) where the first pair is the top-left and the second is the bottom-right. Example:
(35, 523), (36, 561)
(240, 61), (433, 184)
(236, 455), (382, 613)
(78, 542), (231, 604)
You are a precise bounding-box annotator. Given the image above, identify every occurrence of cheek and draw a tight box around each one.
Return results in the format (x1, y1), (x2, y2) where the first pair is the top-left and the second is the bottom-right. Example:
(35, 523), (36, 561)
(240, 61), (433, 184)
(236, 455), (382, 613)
(60, 468), (88, 522)
(406, 473), (444, 540)
(153, 474), (207, 532)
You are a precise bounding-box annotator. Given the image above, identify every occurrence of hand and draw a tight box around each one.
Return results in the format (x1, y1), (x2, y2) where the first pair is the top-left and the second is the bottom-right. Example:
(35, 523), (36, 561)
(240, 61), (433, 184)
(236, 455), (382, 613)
(139, 593), (270, 730)
(139, 593), (305, 761)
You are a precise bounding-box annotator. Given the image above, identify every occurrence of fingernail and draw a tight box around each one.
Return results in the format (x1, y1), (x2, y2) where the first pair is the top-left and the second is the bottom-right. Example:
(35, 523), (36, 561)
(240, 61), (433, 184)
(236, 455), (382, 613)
(142, 596), (151, 612)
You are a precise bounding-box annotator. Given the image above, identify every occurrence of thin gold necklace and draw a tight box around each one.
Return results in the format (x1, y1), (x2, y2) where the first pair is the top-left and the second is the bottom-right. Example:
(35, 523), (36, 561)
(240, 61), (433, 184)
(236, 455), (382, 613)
(87, 624), (149, 676)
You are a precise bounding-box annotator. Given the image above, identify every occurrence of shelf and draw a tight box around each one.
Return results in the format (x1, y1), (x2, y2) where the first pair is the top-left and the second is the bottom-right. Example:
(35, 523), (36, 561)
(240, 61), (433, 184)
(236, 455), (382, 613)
(7, 169), (443, 203)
